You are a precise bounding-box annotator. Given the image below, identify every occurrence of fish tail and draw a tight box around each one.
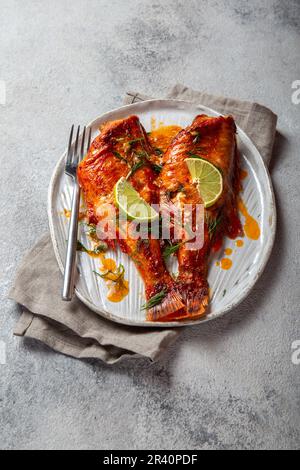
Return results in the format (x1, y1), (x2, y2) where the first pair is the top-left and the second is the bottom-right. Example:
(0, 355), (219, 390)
(146, 288), (186, 322)
(183, 286), (209, 318)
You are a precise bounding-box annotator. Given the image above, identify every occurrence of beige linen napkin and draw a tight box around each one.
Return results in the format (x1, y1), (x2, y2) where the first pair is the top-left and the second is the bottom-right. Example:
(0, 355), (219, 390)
(9, 84), (277, 364)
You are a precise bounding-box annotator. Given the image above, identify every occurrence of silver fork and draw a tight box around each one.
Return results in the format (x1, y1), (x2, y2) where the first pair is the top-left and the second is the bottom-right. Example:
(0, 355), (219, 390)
(62, 125), (92, 301)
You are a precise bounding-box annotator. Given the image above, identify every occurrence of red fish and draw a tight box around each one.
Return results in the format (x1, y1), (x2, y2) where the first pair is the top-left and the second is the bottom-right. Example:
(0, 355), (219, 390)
(159, 115), (243, 320)
(78, 116), (185, 320)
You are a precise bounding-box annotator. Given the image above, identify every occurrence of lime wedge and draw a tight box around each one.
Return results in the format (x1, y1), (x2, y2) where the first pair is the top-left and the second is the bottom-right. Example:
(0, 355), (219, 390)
(113, 177), (159, 222)
(186, 157), (223, 208)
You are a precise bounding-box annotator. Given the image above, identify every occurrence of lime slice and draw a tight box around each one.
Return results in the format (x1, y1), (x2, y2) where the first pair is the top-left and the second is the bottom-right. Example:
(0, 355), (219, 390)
(186, 157), (223, 208)
(113, 177), (159, 222)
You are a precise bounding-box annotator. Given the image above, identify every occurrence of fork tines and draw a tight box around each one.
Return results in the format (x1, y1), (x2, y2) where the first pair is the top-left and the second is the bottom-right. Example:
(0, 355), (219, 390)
(65, 125), (92, 177)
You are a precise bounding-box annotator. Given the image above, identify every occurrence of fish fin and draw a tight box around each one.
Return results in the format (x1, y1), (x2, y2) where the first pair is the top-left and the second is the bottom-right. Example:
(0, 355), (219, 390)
(146, 289), (185, 322)
(170, 277), (209, 320)
(182, 285), (209, 317)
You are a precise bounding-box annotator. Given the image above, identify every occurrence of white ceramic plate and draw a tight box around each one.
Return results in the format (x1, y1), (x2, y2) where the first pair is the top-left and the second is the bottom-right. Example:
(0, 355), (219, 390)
(48, 100), (276, 327)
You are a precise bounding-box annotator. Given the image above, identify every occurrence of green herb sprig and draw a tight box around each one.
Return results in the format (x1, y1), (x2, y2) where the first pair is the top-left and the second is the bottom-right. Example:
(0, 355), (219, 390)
(77, 240), (108, 254)
(85, 223), (97, 237)
(130, 150), (163, 175)
(163, 242), (185, 259)
(141, 289), (166, 311)
(187, 151), (207, 159)
(152, 163), (163, 173)
(128, 137), (145, 146)
(191, 130), (201, 144)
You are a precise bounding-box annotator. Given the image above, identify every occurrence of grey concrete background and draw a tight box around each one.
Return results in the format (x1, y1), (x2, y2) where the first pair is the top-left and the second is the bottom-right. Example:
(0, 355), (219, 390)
(0, 0), (299, 450)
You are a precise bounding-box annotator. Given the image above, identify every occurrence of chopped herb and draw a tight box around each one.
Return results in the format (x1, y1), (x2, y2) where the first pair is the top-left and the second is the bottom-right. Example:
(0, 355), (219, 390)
(154, 147), (163, 155)
(130, 239), (151, 264)
(133, 150), (148, 158)
(94, 269), (107, 279)
(93, 264), (125, 283)
(93, 243), (108, 254)
(128, 137), (144, 146)
(86, 223), (97, 237)
(206, 214), (223, 239)
(131, 150), (163, 174)
(141, 289), (167, 311)
(163, 242), (184, 259)
(191, 130), (201, 144)
(137, 238), (150, 249)
(126, 160), (145, 179)
(77, 240), (88, 252)
(152, 163), (163, 173)
(223, 289), (227, 297)
(112, 151), (128, 164)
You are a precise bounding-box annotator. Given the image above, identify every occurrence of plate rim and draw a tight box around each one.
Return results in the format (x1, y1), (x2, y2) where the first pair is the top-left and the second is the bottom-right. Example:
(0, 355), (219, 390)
(48, 99), (277, 328)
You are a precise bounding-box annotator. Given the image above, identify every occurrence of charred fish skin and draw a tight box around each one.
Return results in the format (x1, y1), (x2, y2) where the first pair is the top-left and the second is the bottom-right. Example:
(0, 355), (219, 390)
(78, 115), (185, 321)
(159, 115), (242, 320)
(78, 116), (155, 224)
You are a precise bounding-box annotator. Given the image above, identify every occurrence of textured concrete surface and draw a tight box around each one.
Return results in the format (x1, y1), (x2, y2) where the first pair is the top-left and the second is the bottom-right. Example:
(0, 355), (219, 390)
(0, 0), (300, 450)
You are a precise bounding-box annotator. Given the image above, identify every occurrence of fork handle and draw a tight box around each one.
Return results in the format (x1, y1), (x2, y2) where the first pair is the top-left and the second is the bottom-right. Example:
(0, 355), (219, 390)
(62, 182), (81, 301)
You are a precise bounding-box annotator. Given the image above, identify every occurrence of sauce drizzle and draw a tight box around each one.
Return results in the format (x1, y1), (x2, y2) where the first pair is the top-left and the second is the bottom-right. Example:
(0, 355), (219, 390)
(98, 256), (129, 303)
(220, 258), (233, 270)
(240, 169), (248, 180)
(63, 208), (86, 221)
(238, 198), (261, 240)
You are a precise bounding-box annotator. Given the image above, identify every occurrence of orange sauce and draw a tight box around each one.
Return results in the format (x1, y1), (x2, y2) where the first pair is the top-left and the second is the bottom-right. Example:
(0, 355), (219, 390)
(149, 125), (183, 153)
(98, 255), (129, 303)
(235, 239), (244, 248)
(240, 169), (248, 180)
(83, 249), (103, 259)
(224, 248), (233, 256)
(220, 258), (233, 270)
(238, 198), (261, 240)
